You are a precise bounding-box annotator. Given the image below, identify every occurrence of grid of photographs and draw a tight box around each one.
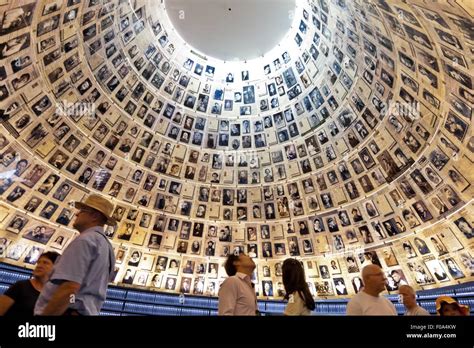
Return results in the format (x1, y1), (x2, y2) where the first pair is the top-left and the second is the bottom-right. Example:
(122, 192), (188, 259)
(0, 0), (472, 299)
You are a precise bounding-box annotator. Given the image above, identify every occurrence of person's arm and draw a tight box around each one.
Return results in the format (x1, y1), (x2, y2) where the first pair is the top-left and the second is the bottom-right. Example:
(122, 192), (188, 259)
(0, 295), (15, 316)
(0, 281), (23, 316)
(218, 278), (237, 315)
(40, 281), (80, 316)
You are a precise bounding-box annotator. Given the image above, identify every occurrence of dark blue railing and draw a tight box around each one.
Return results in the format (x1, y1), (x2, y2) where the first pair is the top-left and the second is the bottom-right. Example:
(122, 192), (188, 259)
(1, 262), (472, 316)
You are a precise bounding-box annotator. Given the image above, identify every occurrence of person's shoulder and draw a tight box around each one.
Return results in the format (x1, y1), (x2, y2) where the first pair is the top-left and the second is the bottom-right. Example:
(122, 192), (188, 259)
(80, 228), (108, 242)
(69, 230), (106, 251)
(349, 291), (363, 300)
(222, 275), (243, 287)
(218, 276), (238, 293)
(381, 295), (397, 311)
(417, 306), (430, 315)
(9, 279), (31, 289)
(73, 232), (96, 245)
(349, 291), (368, 305)
(292, 291), (305, 301)
(346, 294), (363, 314)
(5, 279), (31, 295)
(14, 278), (31, 285)
(222, 275), (239, 283)
(381, 295), (394, 303)
(294, 291), (310, 307)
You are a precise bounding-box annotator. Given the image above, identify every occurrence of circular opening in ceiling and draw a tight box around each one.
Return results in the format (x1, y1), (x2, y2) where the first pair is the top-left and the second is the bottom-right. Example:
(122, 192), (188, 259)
(165, 0), (296, 61)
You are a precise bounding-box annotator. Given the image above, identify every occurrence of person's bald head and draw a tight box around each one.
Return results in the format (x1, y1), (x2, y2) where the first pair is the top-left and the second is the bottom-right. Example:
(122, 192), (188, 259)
(399, 285), (415, 296)
(399, 285), (417, 309)
(362, 264), (382, 281)
(361, 264), (386, 296)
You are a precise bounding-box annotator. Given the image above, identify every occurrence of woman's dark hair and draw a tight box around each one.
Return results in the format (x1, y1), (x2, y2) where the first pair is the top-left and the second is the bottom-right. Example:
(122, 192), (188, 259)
(224, 254), (240, 276)
(282, 258), (315, 311)
(39, 251), (60, 263)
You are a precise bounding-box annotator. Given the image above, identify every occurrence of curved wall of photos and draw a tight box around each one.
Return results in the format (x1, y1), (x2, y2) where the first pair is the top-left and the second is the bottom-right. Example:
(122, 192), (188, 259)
(0, 0), (473, 299)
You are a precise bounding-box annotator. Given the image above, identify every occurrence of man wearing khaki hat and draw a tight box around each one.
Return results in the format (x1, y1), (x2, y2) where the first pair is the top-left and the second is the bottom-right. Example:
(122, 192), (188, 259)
(35, 194), (116, 315)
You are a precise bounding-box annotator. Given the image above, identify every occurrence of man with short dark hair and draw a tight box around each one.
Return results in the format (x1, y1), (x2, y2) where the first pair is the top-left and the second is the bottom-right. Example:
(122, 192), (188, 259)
(218, 253), (257, 315)
(35, 194), (116, 315)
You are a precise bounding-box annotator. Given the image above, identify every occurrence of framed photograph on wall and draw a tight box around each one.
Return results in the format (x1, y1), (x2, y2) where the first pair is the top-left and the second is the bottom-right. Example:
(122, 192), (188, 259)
(407, 261), (435, 285)
(443, 258), (465, 279)
(333, 278), (348, 295)
(425, 259), (450, 283)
